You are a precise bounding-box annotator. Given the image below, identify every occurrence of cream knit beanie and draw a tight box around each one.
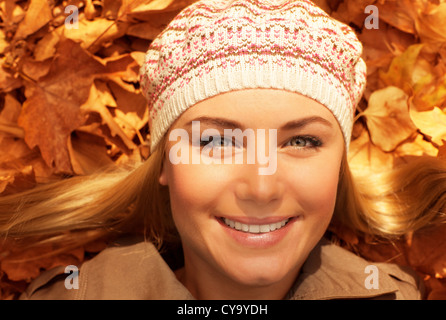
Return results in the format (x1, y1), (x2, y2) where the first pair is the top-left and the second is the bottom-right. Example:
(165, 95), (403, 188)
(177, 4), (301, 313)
(140, 0), (367, 151)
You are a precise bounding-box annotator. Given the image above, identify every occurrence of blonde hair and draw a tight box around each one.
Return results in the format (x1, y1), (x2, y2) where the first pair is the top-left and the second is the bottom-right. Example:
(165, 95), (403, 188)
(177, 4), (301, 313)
(335, 154), (446, 237)
(0, 135), (175, 252)
(1, 133), (445, 254)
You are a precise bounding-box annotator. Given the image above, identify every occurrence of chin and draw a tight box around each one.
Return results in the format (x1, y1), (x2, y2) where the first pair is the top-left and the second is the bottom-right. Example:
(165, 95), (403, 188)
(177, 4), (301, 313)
(220, 253), (299, 288)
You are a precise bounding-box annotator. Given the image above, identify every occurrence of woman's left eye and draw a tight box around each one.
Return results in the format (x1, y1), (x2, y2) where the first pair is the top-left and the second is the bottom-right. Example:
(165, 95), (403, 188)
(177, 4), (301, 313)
(285, 136), (322, 149)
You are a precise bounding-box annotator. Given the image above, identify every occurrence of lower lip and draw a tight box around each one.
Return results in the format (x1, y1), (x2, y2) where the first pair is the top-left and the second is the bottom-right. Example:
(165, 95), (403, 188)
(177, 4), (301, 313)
(217, 217), (300, 249)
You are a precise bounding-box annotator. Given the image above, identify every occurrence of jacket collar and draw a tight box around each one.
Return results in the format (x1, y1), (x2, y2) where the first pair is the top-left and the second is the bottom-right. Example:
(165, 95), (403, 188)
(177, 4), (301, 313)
(76, 236), (400, 300)
(286, 238), (399, 300)
(135, 236), (400, 300)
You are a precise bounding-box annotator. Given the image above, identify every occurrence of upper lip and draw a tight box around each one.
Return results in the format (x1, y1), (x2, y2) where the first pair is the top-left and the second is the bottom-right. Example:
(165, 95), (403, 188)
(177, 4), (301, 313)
(218, 216), (296, 225)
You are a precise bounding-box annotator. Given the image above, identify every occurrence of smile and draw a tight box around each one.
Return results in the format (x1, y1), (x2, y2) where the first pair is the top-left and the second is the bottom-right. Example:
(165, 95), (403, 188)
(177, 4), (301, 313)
(222, 217), (290, 234)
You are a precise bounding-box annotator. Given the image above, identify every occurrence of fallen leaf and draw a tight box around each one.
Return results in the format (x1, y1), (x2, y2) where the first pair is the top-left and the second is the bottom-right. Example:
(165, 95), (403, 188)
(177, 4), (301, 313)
(68, 130), (114, 175)
(0, 59), (22, 92)
(348, 123), (395, 175)
(0, 94), (23, 143)
(0, 0), (26, 28)
(376, 0), (417, 35)
(103, 53), (142, 82)
(0, 30), (9, 55)
(107, 79), (148, 131)
(79, 81), (137, 152)
(102, 0), (122, 20)
(413, 73), (446, 111)
(438, 141), (446, 159)
(33, 31), (60, 62)
(18, 56), (52, 82)
(362, 86), (417, 152)
(13, 0), (52, 40)
(379, 44), (424, 94)
(403, 225), (446, 278)
(395, 134), (439, 160)
(424, 277), (446, 300)
(124, 10), (183, 39)
(410, 106), (446, 146)
(1, 245), (84, 282)
(415, 3), (446, 51)
(0, 165), (35, 196)
(57, 18), (128, 53)
(84, 0), (98, 20)
(18, 39), (106, 173)
(331, 0), (375, 28)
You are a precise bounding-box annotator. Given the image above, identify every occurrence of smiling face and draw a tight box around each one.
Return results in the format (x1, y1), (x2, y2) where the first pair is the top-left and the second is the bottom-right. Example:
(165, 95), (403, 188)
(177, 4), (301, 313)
(159, 89), (345, 299)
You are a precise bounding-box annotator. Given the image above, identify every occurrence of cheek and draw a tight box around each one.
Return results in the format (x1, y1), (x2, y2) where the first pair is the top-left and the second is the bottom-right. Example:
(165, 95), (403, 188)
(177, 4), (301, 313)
(286, 159), (341, 217)
(165, 162), (230, 224)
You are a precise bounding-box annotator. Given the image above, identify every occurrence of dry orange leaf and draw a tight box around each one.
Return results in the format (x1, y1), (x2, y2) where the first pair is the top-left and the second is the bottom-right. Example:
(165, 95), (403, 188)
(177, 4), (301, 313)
(33, 32), (60, 62)
(57, 18), (128, 53)
(415, 3), (446, 50)
(413, 73), (446, 111)
(439, 142), (446, 159)
(13, 0), (52, 40)
(348, 123), (395, 175)
(395, 134), (439, 160)
(330, 0), (375, 28)
(0, 94), (23, 143)
(68, 130), (114, 175)
(376, 0), (417, 35)
(362, 86), (417, 152)
(18, 39), (106, 174)
(410, 106), (446, 147)
(0, 165), (35, 195)
(0, 59), (22, 92)
(79, 81), (138, 152)
(379, 44), (424, 93)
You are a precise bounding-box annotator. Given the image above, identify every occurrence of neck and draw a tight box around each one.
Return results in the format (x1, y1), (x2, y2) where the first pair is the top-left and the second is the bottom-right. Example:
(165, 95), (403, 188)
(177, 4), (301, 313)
(175, 260), (300, 300)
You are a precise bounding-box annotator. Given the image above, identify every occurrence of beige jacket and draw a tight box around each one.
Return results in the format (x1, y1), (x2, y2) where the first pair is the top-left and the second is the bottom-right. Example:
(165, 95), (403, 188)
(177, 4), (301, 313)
(20, 237), (423, 300)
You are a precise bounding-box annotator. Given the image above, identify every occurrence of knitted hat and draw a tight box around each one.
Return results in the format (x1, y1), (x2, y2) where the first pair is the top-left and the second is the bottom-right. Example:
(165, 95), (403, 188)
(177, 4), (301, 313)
(140, 0), (367, 152)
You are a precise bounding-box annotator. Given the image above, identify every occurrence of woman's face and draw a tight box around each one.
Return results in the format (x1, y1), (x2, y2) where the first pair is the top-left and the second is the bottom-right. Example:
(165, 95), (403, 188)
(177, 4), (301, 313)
(159, 89), (345, 298)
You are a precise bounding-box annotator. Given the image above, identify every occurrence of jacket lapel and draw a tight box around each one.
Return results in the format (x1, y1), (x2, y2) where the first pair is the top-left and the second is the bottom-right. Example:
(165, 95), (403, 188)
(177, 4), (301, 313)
(287, 238), (400, 300)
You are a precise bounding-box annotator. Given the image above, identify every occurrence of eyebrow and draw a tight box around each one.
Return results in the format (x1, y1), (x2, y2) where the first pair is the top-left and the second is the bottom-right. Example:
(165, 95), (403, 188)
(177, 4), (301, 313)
(280, 116), (333, 131)
(182, 115), (333, 131)
(183, 116), (241, 130)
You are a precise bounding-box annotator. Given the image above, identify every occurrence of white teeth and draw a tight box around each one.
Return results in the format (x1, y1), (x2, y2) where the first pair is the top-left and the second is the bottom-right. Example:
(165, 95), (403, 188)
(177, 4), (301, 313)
(249, 225), (260, 233)
(223, 218), (290, 234)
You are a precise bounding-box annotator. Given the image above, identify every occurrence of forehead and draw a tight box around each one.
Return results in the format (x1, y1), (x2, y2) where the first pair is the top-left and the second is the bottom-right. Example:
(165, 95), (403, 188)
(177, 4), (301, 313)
(173, 89), (339, 129)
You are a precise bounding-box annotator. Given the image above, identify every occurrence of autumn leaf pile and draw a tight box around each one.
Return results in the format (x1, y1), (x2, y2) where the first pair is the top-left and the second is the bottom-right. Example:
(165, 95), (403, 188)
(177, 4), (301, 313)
(0, 0), (445, 299)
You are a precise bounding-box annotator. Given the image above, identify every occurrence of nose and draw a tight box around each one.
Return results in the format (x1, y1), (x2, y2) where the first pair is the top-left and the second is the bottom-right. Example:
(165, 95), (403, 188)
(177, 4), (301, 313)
(234, 162), (284, 206)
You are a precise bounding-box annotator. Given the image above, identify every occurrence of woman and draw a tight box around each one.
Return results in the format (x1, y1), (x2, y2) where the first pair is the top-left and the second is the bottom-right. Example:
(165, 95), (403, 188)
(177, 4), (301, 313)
(2, 0), (444, 299)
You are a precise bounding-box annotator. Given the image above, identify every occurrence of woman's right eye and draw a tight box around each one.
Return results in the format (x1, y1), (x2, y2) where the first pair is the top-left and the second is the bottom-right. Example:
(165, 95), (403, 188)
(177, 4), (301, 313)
(200, 136), (233, 148)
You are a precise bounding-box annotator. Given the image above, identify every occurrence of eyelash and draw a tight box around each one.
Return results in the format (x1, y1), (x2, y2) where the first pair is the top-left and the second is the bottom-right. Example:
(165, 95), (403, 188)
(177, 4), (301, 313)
(198, 135), (322, 150)
(284, 135), (323, 150)
(199, 136), (238, 148)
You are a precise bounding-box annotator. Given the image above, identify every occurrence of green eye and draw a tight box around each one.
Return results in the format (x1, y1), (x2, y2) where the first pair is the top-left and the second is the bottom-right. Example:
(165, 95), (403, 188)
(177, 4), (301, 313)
(286, 136), (322, 148)
(200, 136), (232, 148)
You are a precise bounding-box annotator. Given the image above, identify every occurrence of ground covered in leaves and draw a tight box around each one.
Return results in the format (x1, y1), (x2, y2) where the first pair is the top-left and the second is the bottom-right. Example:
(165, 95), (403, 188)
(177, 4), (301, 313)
(0, 0), (446, 299)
